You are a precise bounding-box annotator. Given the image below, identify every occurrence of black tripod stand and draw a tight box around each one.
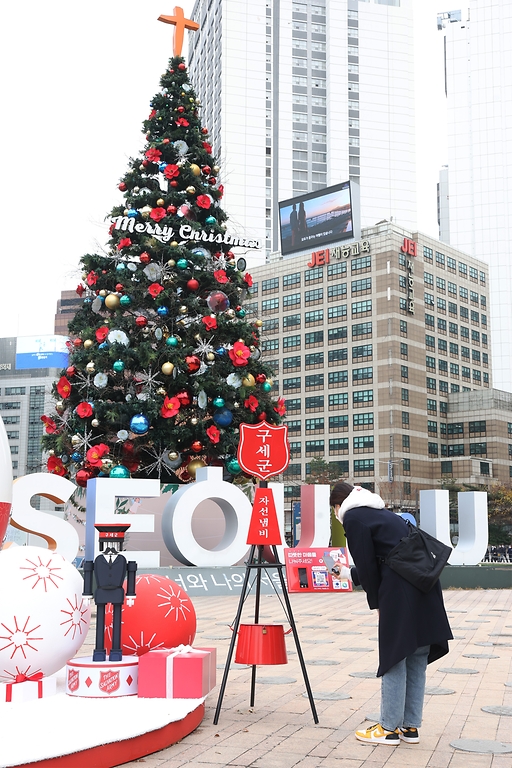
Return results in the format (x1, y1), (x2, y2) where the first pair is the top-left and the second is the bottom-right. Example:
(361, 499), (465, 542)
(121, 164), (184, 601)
(213, 541), (319, 725)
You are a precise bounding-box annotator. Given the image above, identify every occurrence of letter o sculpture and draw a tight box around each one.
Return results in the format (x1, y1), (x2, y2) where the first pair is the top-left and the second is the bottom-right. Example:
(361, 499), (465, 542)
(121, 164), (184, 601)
(161, 466), (252, 566)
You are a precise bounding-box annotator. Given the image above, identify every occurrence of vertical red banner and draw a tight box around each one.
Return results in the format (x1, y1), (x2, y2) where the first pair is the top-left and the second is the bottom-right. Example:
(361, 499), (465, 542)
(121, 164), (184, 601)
(247, 487), (282, 546)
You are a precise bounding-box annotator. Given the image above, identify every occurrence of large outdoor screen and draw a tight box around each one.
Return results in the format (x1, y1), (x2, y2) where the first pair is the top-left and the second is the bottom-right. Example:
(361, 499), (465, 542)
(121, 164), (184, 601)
(15, 335), (69, 370)
(279, 181), (354, 256)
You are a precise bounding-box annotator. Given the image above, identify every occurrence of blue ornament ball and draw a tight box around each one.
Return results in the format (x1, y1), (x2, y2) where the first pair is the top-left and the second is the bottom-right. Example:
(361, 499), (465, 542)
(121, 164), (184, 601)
(166, 336), (178, 347)
(71, 452), (82, 463)
(127, 209), (138, 218)
(213, 407), (233, 427)
(98, 342), (108, 350)
(157, 306), (169, 317)
(116, 263), (126, 272)
(120, 295), (132, 307)
(176, 258), (188, 270)
(212, 397), (225, 408)
(262, 381), (272, 392)
(158, 162), (168, 172)
(130, 414), (150, 435)
(110, 465), (130, 478)
(215, 346), (226, 356)
(83, 297), (92, 305)
(205, 215), (216, 225)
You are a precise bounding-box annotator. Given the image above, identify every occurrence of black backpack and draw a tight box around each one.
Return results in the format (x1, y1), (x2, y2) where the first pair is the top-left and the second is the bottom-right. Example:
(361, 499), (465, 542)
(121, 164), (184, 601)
(384, 521), (452, 593)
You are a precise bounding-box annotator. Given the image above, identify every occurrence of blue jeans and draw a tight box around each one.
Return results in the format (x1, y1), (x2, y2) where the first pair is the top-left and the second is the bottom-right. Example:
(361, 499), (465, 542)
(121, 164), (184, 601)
(380, 645), (430, 731)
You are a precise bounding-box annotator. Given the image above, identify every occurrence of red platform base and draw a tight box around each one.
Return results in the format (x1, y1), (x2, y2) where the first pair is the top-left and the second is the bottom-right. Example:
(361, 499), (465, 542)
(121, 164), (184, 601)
(14, 703), (204, 768)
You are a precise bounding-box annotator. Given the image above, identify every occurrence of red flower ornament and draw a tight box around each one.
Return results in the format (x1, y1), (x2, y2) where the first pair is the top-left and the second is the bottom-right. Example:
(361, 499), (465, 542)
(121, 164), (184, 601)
(148, 109), (156, 120)
(57, 376), (72, 399)
(76, 402), (93, 419)
(202, 315), (217, 331)
(86, 443), (110, 468)
(244, 273), (253, 287)
(274, 397), (287, 416)
(95, 326), (109, 343)
(207, 425), (220, 444)
(148, 283), (164, 298)
(40, 415), (57, 434)
(244, 395), (259, 413)
(163, 164), (180, 180)
(145, 148), (162, 163)
(76, 284), (85, 297)
(196, 195), (211, 210)
(176, 117), (189, 127)
(118, 237), (132, 250)
(161, 396), (181, 418)
(214, 269), (228, 284)
(47, 455), (66, 476)
(202, 142), (212, 154)
(229, 341), (251, 367)
(86, 271), (97, 287)
(150, 207), (166, 222)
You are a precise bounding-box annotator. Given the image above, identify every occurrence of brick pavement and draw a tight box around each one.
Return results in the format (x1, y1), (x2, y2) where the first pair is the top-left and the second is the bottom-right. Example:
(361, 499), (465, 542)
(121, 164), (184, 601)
(91, 588), (512, 768)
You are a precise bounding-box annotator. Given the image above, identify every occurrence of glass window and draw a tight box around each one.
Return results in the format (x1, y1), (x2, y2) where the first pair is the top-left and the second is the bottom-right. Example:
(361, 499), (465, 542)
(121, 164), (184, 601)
(328, 305), (347, 321)
(423, 246), (433, 262)
(329, 438), (349, 452)
(354, 435), (374, 450)
(305, 309), (324, 323)
(328, 348), (348, 364)
(262, 338), (279, 352)
(306, 417), (324, 431)
(351, 300), (372, 315)
(283, 314), (301, 328)
(305, 288), (323, 303)
(352, 344), (372, 359)
(329, 392), (349, 407)
(353, 459), (374, 474)
(305, 330), (324, 345)
(424, 272), (434, 287)
(306, 396), (324, 409)
(305, 352), (324, 367)
(329, 370), (348, 385)
(328, 327), (348, 343)
(283, 272), (301, 288)
(286, 398), (301, 412)
(353, 367), (373, 382)
(352, 322), (372, 338)
(262, 297), (279, 312)
(283, 356), (301, 369)
(353, 412), (374, 427)
(305, 373), (324, 388)
(328, 283), (347, 299)
(328, 262), (347, 278)
(329, 415), (349, 429)
(283, 334), (301, 349)
(351, 278), (372, 293)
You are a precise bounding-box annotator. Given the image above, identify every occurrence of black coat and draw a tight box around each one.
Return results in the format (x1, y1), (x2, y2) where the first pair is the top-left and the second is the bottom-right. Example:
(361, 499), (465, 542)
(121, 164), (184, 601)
(343, 506), (453, 676)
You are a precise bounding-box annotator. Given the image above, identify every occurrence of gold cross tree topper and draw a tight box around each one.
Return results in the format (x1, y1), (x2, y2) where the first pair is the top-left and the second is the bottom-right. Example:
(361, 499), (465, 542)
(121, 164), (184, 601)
(158, 7), (200, 56)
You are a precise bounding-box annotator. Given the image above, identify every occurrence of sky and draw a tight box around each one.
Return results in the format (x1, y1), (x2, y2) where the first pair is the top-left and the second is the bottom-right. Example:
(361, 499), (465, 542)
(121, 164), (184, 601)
(0, 1), (446, 340)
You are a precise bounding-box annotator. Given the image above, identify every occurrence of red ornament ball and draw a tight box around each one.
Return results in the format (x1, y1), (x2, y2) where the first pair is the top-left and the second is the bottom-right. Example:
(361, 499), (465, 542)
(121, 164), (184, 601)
(139, 252), (151, 264)
(185, 355), (201, 373)
(208, 177), (217, 185)
(177, 106), (185, 114)
(176, 389), (193, 407)
(115, 283), (124, 292)
(202, 166), (211, 175)
(142, 159), (149, 168)
(226, 251), (235, 259)
(167, 205), (177, 214)
(170, 180), (178, 188)
(136, 316), (148, 328)
(66, 366), (76, 377)
(73, 338), (83, 348)
(256, 374), (267, 384)
(104, 575), (196, 656)
(178, 63), (186, 71)
(76, 468), (94, 487)
(191, 440), (203, 453)
(118, 182), (127, 192)
(201, 127), (208, 135)
(162, 138), (170, 144)
(169, 69), (174, 73)
(187, 278), (199, 291)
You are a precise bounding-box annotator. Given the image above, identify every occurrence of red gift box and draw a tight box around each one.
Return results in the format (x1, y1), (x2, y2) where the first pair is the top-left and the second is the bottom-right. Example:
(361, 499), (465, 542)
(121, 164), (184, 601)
(138, 645), (216, 699)
(0, 674), (57, 704)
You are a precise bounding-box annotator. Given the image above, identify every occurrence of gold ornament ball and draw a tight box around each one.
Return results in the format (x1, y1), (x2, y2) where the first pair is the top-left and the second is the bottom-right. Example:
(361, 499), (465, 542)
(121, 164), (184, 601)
(123, 209), (129, 216)
(225, 309), (235, 318)
(186, 186), (196, 195)
(156, 198), (165, 207)
(99, 289), (107, 297)
(48, 449), (55, 456)
(242, 373), (256, 387)
(206, 352), (215, 361)
(161, 362), (175, 375)
(91, 418), (100, 428)
(139, 164), (145, 171)
(167, 259), (176, 267)
(83, 339), (93, 349)
(156, 387), (167, 396)
(187, 458), (206, 480)
(168, 451), (179, 461)
(86, 362), (95, 373)
(71, 434), (81, 446)
(81, 272), (87, 280)
(170, 243), (178, 249)
(55, 401), (66, 414)
(177, 319), (186, 327)
(194, 334), (202, 341)
(213, 166), (220, 173)
(133, 186), (140, 193)
(189, 164), (201, 176)
(189, 97), (195, 103)
(255, 319), (263, 327)
(105, 294), (120, 310)
(190, 417), (198, 425)
(179, 305), (188, 314)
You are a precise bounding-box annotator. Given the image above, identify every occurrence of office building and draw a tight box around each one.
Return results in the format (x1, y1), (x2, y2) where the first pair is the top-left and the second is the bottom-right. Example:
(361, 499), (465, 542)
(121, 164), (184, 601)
(437, 3), (512, 391)
(188, 0), (417, 262)
(54, 290), (82, 335)
(245, 222), (512, 508)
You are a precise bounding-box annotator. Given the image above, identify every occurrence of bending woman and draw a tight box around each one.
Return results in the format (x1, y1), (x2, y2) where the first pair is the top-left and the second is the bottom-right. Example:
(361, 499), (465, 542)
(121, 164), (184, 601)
(331, 482), (453, 746)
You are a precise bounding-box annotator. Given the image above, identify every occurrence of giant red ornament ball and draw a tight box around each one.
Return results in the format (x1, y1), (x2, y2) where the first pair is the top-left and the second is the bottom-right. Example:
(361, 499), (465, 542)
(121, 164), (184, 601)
(115, 283), (124, 292)
(202, 166), (211, 175)
(187, 278), (199, 291)
(104, 575), (196, 656)
(76, 468), (94, 487)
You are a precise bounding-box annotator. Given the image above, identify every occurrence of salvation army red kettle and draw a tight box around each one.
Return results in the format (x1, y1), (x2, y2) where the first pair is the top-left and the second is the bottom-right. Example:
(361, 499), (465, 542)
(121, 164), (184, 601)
(235, 623), (288, 665)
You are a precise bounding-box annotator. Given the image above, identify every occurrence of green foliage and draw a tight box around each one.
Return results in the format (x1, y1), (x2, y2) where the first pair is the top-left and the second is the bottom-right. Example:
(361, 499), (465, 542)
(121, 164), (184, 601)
(42, 56), (284, 485)
(304, 458), (346, 485)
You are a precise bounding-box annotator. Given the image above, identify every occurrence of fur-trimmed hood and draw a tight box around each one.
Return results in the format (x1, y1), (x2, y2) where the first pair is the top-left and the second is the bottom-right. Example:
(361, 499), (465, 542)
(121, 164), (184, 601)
(335, 485), (385, 523)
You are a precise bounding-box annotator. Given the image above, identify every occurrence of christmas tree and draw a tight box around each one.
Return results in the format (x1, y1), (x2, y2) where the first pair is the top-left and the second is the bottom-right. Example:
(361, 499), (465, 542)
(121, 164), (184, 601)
(42, 54), (285, 486)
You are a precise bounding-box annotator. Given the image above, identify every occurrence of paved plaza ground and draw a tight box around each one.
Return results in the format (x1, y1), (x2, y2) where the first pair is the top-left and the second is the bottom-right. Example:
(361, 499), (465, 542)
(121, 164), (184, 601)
(89, 587), (512, 768)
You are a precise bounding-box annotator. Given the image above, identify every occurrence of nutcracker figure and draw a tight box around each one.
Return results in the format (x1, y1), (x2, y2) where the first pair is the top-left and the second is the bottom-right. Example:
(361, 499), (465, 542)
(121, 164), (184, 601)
(83, 522), (137, 662)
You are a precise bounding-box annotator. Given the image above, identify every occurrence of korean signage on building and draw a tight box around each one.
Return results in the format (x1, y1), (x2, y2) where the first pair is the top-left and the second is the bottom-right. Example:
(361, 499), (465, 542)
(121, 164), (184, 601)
(401, 238), (417, 314)
(307, 238), (371, 268)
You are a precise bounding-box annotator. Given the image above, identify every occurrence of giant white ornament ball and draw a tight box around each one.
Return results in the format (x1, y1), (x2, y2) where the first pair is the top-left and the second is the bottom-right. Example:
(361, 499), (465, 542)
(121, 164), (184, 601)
(0, 546), (91, 682)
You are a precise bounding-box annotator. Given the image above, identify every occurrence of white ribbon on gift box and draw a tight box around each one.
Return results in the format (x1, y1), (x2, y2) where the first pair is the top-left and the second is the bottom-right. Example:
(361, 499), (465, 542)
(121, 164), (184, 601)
(162, 645), (208, 697)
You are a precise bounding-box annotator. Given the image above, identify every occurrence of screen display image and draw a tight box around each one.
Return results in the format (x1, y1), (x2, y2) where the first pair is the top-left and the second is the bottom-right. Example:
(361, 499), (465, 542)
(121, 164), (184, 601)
(279, 182), (353, 256)
(15, 335), (69, 370)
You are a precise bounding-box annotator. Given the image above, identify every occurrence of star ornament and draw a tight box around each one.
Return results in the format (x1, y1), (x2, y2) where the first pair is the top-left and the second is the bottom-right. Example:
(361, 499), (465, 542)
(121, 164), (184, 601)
(0, 616), (43, 659)
(60, 596), (90, 640)
(156, 581), (193, 621)
(20, 555), (64, 592)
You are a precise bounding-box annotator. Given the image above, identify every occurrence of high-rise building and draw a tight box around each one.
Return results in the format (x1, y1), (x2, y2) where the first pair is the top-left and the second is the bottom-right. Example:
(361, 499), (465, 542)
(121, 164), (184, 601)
(54, 290), (82, 335)
(188, 0), (417, 262)
(437, 3), (512, 391)
(245, 222), (512, 506)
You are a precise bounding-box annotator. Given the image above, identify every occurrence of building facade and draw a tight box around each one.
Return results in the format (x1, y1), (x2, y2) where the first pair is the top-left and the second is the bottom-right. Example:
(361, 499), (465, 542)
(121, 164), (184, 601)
(247, 222), (507, 507)
(437, 2), (512, 391)
(54, 290), (82, 335)
(188, 0), (417, 262)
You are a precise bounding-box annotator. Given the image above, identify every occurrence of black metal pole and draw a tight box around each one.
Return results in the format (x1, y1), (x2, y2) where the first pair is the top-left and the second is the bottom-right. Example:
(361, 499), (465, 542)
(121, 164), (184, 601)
(271, 544), (319, 724)
(249, 544), (264, 707)
(213, 544), (256, 725)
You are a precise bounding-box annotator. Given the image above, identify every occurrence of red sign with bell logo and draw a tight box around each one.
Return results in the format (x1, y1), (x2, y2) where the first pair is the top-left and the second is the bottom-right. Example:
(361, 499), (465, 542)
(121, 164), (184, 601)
(237, 421), (290, 480)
